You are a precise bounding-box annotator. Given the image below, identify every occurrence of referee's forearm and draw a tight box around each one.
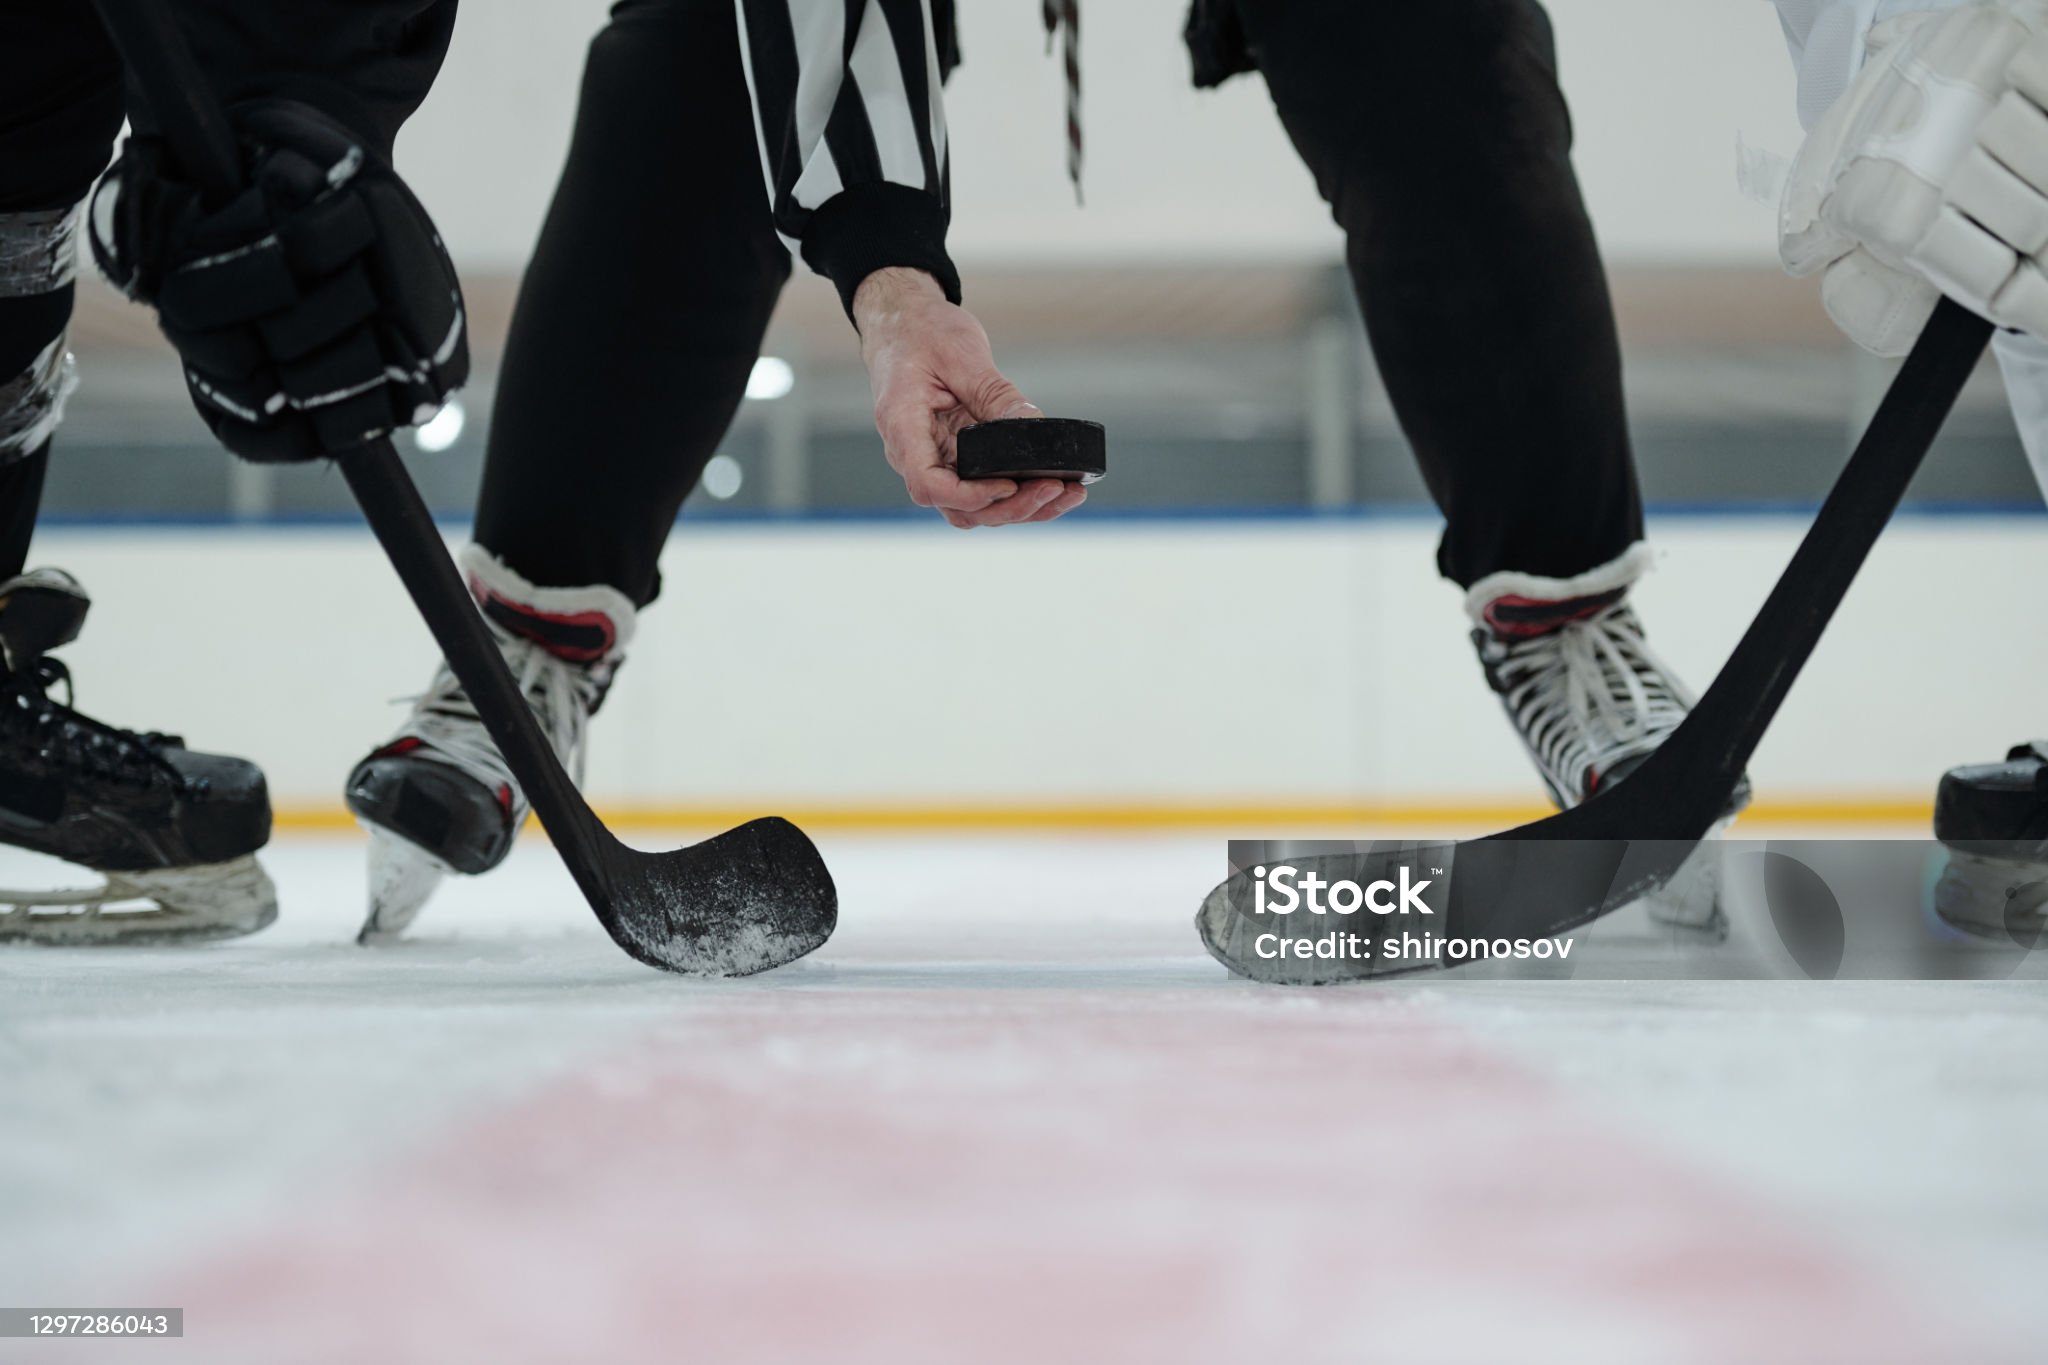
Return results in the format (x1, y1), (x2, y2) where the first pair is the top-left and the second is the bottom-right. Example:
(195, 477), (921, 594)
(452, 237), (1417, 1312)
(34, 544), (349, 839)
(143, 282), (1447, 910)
(735, 0), (958, 318)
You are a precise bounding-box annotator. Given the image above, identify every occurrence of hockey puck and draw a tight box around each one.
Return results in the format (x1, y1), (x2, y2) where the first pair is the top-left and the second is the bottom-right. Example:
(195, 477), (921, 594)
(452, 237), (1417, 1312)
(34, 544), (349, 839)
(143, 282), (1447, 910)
(955, 417), (1106, 484)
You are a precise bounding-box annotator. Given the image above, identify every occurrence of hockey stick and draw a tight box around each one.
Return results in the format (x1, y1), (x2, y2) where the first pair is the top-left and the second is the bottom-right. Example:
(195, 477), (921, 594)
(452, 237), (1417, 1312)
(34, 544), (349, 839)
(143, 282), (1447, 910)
(89, 0), (835, 976)
(1199, 299), (1995, 982)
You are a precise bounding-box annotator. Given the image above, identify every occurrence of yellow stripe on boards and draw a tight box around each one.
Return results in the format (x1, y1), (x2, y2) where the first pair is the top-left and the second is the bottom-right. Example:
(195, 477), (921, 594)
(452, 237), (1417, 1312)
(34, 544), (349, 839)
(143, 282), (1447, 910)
(269, 796), (1936, 835)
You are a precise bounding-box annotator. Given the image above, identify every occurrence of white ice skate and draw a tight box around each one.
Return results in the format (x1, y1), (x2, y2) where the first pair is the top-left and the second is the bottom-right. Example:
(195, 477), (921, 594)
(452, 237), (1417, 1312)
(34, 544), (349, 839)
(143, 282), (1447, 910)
(344, 546), (634, 943)
(1469, 548), (1747, 938)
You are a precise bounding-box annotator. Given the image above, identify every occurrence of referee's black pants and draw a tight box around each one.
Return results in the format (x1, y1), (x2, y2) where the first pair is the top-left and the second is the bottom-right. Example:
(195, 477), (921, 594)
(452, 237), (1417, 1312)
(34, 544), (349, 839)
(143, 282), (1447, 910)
(477, 0), (1642, 604)
(1237, 0), (1644, 586)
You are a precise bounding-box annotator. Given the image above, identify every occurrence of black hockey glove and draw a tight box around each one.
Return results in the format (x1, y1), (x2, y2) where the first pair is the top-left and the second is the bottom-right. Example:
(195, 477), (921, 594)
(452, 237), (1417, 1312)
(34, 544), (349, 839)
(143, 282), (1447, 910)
(89, 99), (467, 463)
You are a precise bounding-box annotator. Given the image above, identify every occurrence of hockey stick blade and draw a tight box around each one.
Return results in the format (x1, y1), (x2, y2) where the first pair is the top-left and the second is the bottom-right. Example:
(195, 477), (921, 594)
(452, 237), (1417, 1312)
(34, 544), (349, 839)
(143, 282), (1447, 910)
(1200, 299), (1995, 983)
(339, 444), (835, 977)
(90, 0), (836, 976)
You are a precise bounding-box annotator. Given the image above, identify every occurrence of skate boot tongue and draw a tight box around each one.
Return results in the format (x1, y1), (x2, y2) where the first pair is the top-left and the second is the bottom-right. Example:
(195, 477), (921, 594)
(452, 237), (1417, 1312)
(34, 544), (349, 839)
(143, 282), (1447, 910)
(0, 568), (89, 674)
(1478, 585), (1629, 642)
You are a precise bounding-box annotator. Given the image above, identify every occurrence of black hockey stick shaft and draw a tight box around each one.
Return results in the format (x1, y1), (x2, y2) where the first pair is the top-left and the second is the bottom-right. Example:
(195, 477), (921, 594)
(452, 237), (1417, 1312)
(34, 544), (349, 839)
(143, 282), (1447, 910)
(89, 0), (619, 910)
(340, 445), (615, 899)
(1688, 299), (1991, 788)
(1601, 297), (1994, 838)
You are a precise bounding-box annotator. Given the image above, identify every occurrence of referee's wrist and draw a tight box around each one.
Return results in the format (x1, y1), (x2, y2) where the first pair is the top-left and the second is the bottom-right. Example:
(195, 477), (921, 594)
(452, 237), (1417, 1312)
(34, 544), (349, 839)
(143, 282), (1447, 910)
(802, 182), (961, 323)
(852, 267), (948, 332)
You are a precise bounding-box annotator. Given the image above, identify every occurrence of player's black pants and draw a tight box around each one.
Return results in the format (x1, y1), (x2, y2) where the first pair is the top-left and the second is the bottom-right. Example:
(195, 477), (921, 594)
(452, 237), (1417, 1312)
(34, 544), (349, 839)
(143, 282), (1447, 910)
(0, 5), (122, 582)
(479, 0), (1642, 602)
(0, 0), (455, 580)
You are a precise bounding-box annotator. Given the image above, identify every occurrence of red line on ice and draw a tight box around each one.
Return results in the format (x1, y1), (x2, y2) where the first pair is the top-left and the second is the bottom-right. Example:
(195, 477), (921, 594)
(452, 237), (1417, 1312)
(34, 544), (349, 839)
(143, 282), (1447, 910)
(157, 989), (1996, 1364)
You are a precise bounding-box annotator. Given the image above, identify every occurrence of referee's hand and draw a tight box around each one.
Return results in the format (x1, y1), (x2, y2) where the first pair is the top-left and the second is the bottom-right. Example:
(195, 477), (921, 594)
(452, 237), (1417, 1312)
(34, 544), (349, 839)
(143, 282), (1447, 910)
(854, 268), (1088, 528)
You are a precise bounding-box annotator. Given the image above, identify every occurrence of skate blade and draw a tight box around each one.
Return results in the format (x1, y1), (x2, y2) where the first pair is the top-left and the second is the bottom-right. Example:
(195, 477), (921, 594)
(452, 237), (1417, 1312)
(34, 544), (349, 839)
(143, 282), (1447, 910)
(359, 825), (452, 945)
(0, 854), (278, 946)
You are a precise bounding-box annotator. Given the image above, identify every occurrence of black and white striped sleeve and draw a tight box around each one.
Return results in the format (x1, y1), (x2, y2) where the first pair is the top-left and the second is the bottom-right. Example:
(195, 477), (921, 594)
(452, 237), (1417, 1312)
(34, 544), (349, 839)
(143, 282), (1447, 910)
(736, 0), (958, 320)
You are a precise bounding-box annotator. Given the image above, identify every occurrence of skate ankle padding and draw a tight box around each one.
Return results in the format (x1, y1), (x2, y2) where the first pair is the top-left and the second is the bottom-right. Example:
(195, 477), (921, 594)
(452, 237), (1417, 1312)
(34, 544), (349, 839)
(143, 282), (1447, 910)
(1464, 542), (1654, 639)
(0, 568), (89, 670)
(459, 544), (637, 665)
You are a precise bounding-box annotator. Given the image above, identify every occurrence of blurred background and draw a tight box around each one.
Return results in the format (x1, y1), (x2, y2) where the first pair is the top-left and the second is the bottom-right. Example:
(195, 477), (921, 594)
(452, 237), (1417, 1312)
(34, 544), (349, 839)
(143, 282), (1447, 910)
(42, 0), (2048, 829)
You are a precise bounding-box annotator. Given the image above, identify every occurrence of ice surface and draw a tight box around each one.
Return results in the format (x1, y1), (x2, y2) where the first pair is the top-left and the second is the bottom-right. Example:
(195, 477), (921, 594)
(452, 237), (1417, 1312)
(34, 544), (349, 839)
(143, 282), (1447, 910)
(1, 832), (2044, 1363)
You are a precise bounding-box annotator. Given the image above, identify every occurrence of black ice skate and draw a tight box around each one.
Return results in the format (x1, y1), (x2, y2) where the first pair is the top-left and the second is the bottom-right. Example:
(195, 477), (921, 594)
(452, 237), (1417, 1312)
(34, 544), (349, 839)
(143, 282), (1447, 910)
(345, 546), (634, 943)
(1931, 741), (2048, 945)
(1469, 547), (1749, 938)
(0, 569), (275, 943)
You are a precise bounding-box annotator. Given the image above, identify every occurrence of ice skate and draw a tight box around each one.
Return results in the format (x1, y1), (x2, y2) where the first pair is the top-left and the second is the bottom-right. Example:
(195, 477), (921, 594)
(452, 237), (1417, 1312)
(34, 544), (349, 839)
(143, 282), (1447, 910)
(0, 568), (275, 944)
(1469, 549), (1747, 939)
(1930, 741), (2048, 945)
(345, 546), (634, 943)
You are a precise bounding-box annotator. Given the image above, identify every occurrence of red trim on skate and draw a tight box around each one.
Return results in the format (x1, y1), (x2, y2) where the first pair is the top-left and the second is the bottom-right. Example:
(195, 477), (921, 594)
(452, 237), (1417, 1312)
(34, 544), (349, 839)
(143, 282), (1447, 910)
(467, 573), (617, 664)
(1482, 587), (1626, 641)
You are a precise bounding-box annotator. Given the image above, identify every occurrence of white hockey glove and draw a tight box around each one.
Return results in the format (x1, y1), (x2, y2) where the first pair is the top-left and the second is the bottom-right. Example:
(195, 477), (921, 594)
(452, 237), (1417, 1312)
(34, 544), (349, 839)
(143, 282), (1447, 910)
(1782, 1), (2048, 354)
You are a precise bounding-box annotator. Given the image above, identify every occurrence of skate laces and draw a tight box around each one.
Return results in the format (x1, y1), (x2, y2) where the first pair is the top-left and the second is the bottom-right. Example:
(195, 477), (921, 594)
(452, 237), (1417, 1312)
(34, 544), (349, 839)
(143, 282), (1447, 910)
(1486, 603), (1692, 801)
(0, 656), (182, 789)
(394, 624), (602, 809)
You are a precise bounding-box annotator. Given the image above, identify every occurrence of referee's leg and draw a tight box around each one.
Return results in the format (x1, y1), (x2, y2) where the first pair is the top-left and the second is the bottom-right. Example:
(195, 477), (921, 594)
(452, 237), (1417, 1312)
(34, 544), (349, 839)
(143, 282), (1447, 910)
(474, 0), (793, 608)
(1237, 0), (1644, 587)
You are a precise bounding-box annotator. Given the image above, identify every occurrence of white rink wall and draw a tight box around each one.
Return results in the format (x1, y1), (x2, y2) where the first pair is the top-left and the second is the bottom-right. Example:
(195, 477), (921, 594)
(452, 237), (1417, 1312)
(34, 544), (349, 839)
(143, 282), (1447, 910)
(38, 515), (2047, 820)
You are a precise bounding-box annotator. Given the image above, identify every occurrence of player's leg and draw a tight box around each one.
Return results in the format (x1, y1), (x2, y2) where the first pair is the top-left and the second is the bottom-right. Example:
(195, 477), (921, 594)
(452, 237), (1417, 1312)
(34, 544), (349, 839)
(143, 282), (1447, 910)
(346, 0), (792, 940)
(0, 3), (274, 942)
(1231, 0), (1738, 913)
